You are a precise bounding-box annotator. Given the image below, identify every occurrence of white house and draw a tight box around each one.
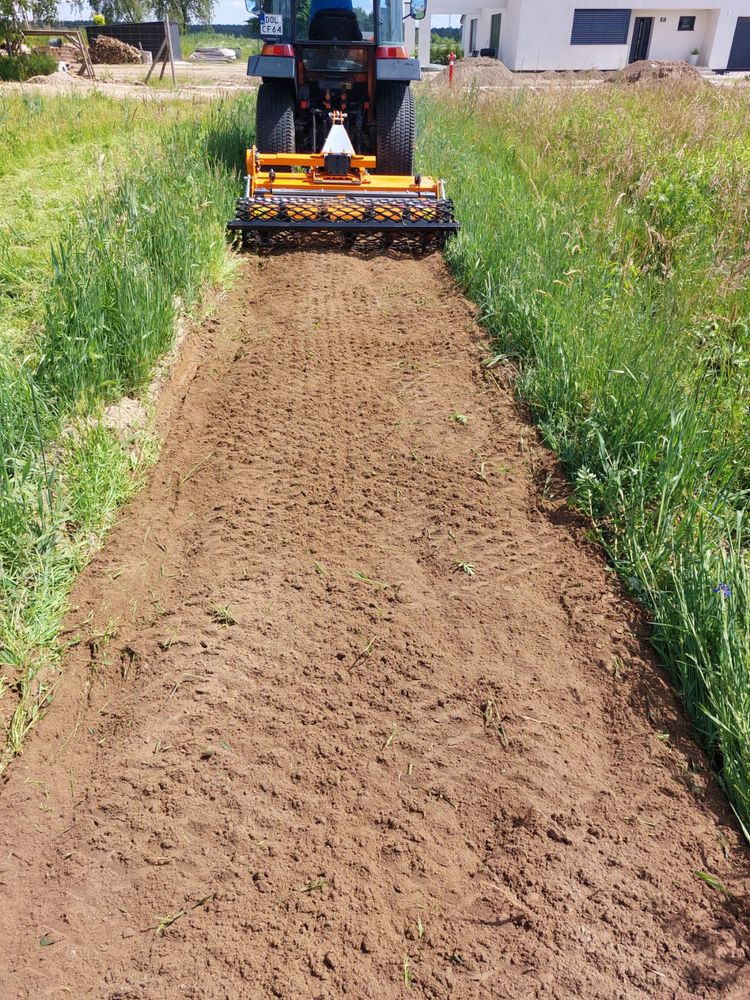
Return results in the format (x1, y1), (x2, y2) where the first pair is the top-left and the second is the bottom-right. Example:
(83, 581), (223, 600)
(408, 1), (750, 71)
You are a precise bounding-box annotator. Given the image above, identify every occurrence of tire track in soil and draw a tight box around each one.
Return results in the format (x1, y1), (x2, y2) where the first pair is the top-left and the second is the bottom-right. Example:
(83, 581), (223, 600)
(0, 252), (748, 1000)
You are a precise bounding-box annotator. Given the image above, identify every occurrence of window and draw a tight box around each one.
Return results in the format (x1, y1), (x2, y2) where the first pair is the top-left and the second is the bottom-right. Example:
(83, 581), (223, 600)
(469, 18), (477, 53)
(379, 0), (405, 45)
(571, 9), (632, 45)
(490, 13), (502, 54)
(678, 16), (696, 31)
(296, 0), (375, 42)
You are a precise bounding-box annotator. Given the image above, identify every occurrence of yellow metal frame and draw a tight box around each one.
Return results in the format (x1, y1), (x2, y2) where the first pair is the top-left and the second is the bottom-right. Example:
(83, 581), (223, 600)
(245, 147), (443, 198)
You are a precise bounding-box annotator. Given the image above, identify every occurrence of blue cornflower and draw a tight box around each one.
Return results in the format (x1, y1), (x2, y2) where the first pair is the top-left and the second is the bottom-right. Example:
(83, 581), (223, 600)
(713, 583), (731, 598)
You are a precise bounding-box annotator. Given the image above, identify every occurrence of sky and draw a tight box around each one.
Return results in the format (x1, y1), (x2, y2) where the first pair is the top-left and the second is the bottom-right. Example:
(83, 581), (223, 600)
(60, 0), (457, 27)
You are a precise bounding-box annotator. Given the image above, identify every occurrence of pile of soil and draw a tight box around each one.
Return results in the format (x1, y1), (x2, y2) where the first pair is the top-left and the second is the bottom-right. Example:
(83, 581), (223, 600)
(432, 55), (516, 87)
(26, 71), (92, 87)
(612, 58), (704, 84)
(89, 35), (141, 65)
(539, 68), (606, 82)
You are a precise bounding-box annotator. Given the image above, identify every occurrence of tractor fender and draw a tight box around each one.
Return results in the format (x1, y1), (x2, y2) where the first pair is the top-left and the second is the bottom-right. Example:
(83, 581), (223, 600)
(247, 54), (296, 79)
(376, 58), (421, 82)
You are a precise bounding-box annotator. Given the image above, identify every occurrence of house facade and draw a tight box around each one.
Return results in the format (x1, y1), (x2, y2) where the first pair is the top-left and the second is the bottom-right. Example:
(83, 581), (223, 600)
(438, 1), (750, 71)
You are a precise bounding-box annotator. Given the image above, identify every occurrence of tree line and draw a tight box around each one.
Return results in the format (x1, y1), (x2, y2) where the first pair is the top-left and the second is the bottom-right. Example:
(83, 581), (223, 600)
(1, 0), (216, 39)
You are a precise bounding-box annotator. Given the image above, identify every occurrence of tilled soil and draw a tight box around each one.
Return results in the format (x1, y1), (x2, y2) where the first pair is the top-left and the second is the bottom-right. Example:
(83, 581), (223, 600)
(1, 252), (749, 999)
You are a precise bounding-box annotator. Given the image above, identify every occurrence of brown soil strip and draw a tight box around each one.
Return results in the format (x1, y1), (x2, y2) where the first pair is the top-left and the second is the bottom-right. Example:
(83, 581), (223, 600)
(0, 252), (748, 999)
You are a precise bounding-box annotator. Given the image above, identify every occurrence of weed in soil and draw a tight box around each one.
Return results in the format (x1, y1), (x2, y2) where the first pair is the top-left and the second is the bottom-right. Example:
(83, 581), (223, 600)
(210, 604), (238, 626)
(453, 561), (475, 576)
(152, 910), (185, 937)
(693, 870), (734, 899)
(300, 876), (328, 894)
(402, 953), (413, 988)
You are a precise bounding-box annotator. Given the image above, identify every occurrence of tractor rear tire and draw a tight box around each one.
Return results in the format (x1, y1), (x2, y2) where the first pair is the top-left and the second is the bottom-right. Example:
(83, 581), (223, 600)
(375, 83), (415, 175)
(256, 81), (296, 154)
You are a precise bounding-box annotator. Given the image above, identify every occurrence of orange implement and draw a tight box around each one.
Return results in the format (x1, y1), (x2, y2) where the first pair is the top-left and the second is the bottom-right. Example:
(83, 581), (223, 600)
(228, 139), (458, 250)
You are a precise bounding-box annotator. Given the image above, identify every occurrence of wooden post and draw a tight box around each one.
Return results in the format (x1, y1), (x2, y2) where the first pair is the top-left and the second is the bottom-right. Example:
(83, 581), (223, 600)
(145, 22), (175, 86)
(156, 19), (176, 84)
(74, 30), (96, 79)
(164, 19), (176, 85)
(145, 38), (166, 84)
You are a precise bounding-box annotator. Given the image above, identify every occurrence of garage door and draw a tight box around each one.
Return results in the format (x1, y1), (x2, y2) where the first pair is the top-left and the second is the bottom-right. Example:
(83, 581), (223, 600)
(728, 17), (750, 70)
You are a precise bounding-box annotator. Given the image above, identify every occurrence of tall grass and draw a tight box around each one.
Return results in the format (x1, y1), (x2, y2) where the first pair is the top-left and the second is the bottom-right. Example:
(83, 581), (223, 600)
(0, 95), (254, 766)
(0, 93), (209, 356)
(418, 83), (750, 831)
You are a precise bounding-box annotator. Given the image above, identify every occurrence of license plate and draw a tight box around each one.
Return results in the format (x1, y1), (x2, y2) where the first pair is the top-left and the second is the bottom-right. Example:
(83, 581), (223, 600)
(260, 13), (284, 36)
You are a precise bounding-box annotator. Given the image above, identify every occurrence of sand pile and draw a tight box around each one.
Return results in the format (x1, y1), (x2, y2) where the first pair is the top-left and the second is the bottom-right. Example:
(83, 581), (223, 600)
(26, 71), (92, 87)
(612, 59), (704, 84)
(431, 56), (516, 87)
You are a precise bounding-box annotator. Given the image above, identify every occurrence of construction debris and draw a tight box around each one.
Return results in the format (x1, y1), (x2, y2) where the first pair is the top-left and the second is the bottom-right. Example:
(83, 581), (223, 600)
(189, 47), (237, 62)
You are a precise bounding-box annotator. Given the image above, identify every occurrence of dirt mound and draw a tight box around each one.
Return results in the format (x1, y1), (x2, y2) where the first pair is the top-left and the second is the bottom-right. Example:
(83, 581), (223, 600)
(89, 35), (141, 65)
(612, 58), (704, 84)
(432, 55), (516, 87)
(25, 71), (92, 87)
(539, 68), (606, 82)
(26, 72), (91, 90)
(0, 252), (749, 998)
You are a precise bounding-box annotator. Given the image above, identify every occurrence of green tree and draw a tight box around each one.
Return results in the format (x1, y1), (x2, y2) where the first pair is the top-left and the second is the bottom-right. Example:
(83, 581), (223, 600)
(90, 0), (150, 23)
(151, 0), (215, 31)
(430, 33), (462, 64)
(1, 0), (58, 55)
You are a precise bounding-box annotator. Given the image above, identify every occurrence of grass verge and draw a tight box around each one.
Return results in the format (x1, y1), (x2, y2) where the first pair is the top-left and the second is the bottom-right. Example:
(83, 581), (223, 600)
(418, 82), (750, 833)
(0, 92), (211, 356)
(0, 94), (253, 768)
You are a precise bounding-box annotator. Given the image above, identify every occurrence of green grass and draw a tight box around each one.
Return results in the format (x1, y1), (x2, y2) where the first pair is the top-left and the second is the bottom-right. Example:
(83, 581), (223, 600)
(418, 82), (750, 833)
(429, 33), (463, 65)
(0, 93), (253, 767)
(0, 93), (210, 357)
(0, 52), (57, 82)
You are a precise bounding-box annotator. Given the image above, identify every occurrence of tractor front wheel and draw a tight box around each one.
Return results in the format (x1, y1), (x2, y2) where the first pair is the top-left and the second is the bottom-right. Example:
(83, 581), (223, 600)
(375, 83), (415, 175)
(256, 81), (296, 154)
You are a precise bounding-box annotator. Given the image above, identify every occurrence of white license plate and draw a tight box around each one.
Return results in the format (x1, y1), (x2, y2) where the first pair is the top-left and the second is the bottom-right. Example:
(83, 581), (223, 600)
(260, 13), (284, 36)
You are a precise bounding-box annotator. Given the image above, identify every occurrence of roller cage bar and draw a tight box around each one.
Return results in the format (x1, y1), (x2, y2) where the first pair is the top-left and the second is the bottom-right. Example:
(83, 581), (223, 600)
(228, 195), (459, 235)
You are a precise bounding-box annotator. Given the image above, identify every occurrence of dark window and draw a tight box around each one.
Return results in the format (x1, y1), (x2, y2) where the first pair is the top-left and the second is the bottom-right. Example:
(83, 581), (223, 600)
(571, 9), (632, 45)
(678, 16), (696, 31)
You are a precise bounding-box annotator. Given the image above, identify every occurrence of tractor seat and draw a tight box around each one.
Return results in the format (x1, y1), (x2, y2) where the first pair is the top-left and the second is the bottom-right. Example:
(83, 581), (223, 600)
(308, 9), (363, 41)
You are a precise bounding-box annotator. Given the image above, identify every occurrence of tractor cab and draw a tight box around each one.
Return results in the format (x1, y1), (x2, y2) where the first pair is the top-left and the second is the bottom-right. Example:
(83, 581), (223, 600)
(246, 0), (426, 172)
